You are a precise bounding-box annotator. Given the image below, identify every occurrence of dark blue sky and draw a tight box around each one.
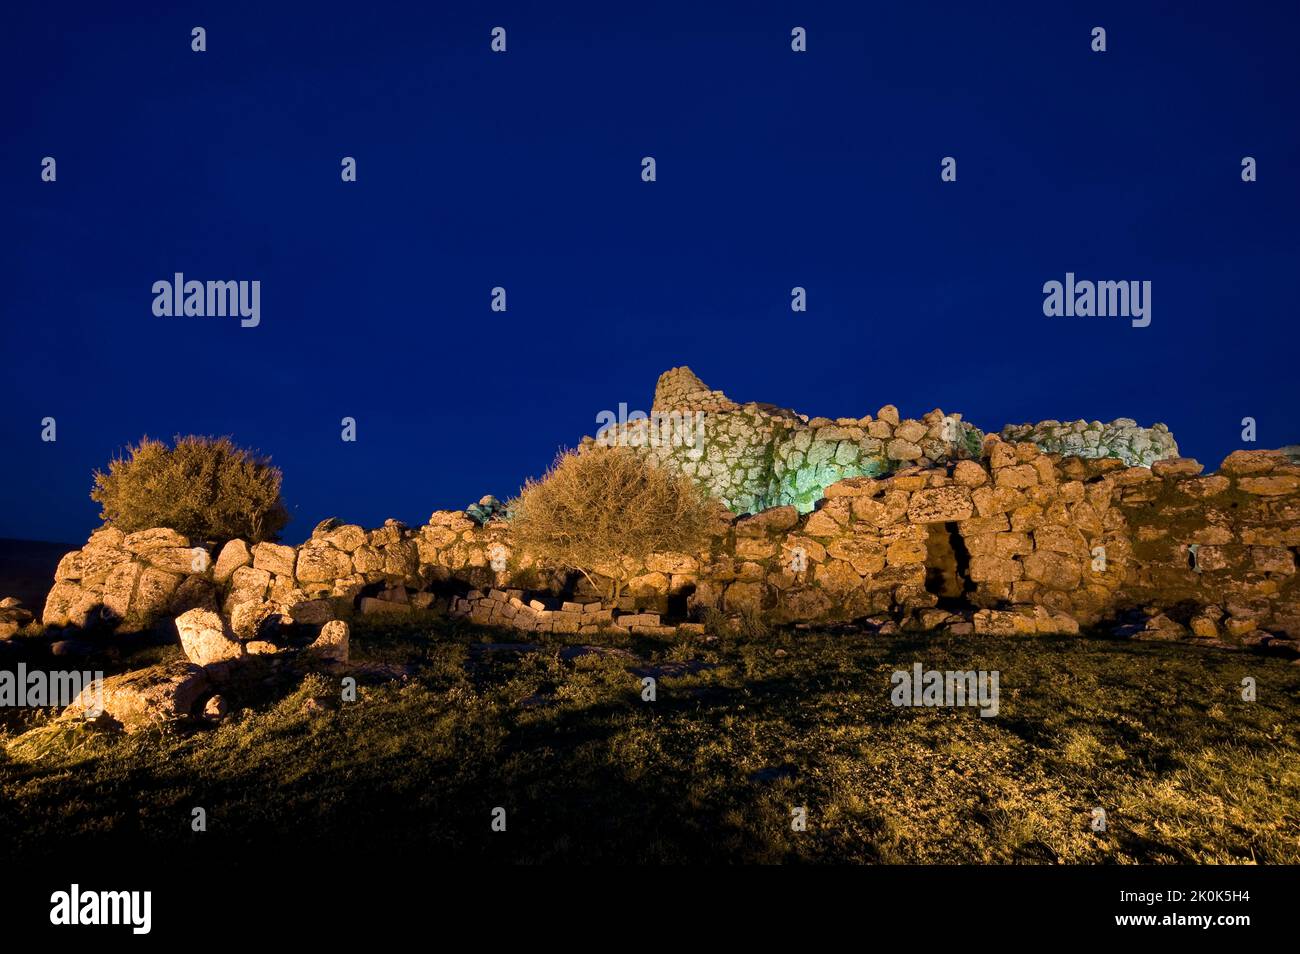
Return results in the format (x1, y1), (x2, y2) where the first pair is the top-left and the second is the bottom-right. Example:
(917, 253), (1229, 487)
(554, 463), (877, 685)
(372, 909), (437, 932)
(3, 1), (1297, 544)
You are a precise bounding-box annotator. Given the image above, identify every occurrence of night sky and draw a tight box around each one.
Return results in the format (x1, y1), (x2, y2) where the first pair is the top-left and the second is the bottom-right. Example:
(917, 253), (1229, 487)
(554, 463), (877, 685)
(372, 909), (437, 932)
(3, 0), (1296, 544)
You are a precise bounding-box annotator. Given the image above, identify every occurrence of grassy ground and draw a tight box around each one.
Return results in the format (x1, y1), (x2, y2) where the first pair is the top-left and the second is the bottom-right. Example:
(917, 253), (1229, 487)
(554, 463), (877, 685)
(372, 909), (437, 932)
(1, 616), (1297, 864)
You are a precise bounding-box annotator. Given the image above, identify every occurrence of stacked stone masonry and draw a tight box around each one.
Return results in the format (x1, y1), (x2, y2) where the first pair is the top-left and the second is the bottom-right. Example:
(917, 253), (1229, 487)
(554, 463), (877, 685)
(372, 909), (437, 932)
(38, 443), (1300, 649)
(584, 368), (1176, 515)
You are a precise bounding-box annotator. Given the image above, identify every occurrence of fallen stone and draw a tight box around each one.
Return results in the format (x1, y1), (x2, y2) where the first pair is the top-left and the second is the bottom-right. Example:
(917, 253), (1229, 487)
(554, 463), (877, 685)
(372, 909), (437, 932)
(310, 620), (350, 664)
(204, 695), (228, 720)
(62, 660), (209, 733)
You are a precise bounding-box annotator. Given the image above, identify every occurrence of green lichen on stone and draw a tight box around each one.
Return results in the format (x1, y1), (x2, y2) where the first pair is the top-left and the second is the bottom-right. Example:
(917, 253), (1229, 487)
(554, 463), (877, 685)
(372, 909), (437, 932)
(584, 368), (1178, 515)
(1000, 419), (1179, 468)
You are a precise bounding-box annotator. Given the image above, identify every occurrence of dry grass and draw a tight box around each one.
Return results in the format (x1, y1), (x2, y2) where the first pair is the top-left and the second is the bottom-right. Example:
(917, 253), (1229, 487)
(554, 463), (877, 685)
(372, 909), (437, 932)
(1, 619), (1296, 864)
(509, 447), (712, 600)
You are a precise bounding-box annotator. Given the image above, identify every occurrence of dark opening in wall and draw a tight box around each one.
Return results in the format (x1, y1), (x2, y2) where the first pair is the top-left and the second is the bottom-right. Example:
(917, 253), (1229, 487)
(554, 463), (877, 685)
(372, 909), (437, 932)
(667, 583), (695, 621)
(925, 522), (973, 606)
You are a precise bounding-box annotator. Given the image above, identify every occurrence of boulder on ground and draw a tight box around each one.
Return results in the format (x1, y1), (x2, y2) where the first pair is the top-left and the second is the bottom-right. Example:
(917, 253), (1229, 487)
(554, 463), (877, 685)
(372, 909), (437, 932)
(42, 581), (103, 628)
(62, 660), (209, 733)
(310, 620), (349, 663)
(0, 601), (34, 638)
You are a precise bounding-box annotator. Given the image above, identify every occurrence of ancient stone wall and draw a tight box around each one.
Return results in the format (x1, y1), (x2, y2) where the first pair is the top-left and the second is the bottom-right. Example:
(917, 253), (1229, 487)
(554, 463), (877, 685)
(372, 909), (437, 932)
(1112, 450), (1300, 641)
(36, 445), (1300, 652)
(585, 367), (984, 514)
(670, 436), (1125, 635)
(1001, 418), (1179, 467)
(585, 368), (1180, 515)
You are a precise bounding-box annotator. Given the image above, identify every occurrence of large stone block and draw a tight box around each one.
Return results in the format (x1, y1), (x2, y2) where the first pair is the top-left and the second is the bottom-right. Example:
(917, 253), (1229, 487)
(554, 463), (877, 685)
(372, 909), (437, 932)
(213, 540), (251, 582)
(42, 582), (103, 628)
(1023, 551), (1082, 591)
(132, 568), (183, 621)
(296, 546), (353, 583)
(1238, 476), (1300, 496)
(969, 555), (1023, 583)
(310, 620), (349, 664)
(144, 546), (208, 575)
(826, 538), (886, 575)
(252, 542), (297, 577)
(324, 524), (367, 552)
(55, 546), (130, 585)
(352, 546), (384, 574)
(735, 506), (799, 536)
(124, 528), (190, 552)
(62, 660), (209, 733)
(175, 608), (243, 666)
(906, 487), (973, 523)
(227, 565), (271, 607)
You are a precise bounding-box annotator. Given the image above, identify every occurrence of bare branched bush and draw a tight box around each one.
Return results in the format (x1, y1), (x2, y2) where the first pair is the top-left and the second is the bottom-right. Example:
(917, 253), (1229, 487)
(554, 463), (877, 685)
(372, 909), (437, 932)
(91, 435), (289, 543)
(509, 447), (712, 602)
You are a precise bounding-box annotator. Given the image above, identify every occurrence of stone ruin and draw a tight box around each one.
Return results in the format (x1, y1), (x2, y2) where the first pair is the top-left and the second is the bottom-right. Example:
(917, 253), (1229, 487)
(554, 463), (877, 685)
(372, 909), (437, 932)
(583, 367), (1177, 513)
(16, 367), (1300, 675)
(1000, 418), (1179, 469)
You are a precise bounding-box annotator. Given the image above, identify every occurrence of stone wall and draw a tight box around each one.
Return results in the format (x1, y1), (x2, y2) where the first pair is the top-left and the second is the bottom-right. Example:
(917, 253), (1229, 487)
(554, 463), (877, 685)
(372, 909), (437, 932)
(1001, 418), (1179, 467)
(661, 436), (1124, 634)
(1113, 450), (1300, 641)
(36, 444), (1300, 653)
(447, 589), (702, 638)
(585, 367), (985, 514)
(583, 367), (1178, 515)
(26, 363), (1296, 650)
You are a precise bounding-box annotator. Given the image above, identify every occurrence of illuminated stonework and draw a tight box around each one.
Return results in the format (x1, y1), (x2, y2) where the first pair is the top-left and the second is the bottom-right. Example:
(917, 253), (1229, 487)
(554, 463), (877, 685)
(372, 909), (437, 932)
(585, 367), (1173, 515)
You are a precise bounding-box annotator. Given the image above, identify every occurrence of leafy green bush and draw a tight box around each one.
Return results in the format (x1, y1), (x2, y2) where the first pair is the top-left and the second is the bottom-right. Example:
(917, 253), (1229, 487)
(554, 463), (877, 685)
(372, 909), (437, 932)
(90, 436), (289, 543)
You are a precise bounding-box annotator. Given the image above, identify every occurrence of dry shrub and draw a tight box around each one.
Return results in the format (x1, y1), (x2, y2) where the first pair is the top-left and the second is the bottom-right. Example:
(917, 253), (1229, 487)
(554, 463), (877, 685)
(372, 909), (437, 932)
(509, 447), (711, 601)
(91, 435), (289, 543)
